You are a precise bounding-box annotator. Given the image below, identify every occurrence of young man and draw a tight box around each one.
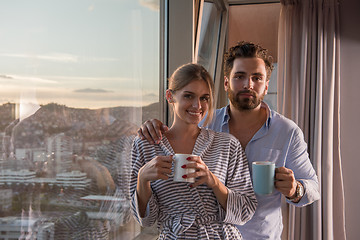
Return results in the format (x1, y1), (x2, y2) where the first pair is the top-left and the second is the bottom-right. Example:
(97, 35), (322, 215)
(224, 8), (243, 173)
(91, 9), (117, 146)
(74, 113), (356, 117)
(138, 42), (320, 239)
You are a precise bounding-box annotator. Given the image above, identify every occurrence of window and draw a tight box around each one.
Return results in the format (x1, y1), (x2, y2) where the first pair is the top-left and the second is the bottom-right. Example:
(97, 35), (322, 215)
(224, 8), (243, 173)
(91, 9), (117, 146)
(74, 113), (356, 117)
(196, 1), (222, 77)
(0, 0), (161, 239)
(194, 0), (228, 108)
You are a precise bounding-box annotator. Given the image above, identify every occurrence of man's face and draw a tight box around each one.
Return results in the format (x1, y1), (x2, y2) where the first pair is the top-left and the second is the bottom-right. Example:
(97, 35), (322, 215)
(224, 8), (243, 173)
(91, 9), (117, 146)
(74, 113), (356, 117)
(224, 57), (269, 111)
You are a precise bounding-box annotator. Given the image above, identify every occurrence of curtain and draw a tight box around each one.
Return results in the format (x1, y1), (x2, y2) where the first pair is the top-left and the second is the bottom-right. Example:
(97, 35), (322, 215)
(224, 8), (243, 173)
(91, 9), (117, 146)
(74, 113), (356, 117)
(277, 0), (345, 239)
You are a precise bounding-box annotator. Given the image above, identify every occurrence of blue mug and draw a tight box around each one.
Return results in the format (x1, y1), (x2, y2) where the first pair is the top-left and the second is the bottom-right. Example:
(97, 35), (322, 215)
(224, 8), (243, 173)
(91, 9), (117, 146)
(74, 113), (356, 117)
(252, 161), (275, 195)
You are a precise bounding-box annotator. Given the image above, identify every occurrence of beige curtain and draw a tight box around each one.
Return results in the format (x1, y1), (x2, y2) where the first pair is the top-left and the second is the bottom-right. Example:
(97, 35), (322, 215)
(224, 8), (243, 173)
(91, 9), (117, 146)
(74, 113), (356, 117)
(277, 0), (346, 239)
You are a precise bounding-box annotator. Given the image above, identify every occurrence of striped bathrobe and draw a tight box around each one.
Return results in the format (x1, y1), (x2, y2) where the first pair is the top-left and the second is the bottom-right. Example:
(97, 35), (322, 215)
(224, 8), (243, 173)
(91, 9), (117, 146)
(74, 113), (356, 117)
(130, 128), (257, 239)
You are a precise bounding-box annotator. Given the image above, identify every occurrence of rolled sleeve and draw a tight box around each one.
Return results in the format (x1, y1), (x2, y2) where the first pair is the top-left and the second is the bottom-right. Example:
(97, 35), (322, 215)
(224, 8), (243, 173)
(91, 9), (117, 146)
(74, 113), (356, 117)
(222, 138), (257, 225)
(129, 137), (159, 227)
(286, 179), (321, 207)
(131, 191), (158, 227)
(223, 188), (257, 225)
(285, 128), (320, 207)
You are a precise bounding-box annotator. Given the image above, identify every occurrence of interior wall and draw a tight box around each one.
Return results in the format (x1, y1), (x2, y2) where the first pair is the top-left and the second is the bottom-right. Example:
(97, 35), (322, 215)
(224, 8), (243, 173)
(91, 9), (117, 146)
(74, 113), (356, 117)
(339, 0), (360, 239)
(228, 3), (280, 61)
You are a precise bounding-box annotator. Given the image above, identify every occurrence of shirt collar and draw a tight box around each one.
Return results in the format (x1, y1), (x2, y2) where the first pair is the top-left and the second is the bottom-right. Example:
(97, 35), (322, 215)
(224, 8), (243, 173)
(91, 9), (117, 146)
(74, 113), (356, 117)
(261, 102), (272, 127)
(222, 101), (272, 127)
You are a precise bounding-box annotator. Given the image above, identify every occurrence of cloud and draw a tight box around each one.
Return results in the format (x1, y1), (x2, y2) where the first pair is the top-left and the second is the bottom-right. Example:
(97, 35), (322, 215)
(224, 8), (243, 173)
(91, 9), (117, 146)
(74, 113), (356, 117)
(88, 4), (95, 12)
(143, 93), (158, 101)
(139, 0), (159, 11)
(0, 74), (13, 79)
(0, 74), (58, 84)
(0, 52), (119, 63)
(74, 88), (113, 93)
(0, 53), (78, 63)
(48, 76), (132, 82)
(0, 87), (158, 108)
(84, 57), (119, 62)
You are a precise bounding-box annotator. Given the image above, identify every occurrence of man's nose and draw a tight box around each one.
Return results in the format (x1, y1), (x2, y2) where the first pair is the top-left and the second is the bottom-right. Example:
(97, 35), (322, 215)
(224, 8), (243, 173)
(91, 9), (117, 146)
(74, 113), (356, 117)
(243, 78), (253, 89)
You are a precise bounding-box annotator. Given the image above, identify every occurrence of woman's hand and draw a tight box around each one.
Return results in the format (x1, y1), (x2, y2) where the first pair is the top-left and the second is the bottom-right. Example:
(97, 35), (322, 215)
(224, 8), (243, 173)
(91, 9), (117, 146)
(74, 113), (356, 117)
(183, 156), (228, 210)
(182, 156), (217, 188)
(136, 155), (173, 217)
(138, 155), (173, 183)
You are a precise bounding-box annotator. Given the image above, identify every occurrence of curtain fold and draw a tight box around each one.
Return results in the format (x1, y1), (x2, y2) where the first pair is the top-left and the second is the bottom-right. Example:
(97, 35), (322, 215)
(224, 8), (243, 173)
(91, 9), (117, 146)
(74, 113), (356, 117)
(277, 0), (345, 239)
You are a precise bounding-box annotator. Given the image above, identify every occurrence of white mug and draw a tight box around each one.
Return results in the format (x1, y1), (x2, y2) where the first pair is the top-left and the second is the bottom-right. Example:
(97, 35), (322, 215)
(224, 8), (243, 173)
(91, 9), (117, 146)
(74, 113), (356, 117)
(173, 154), (196, 183)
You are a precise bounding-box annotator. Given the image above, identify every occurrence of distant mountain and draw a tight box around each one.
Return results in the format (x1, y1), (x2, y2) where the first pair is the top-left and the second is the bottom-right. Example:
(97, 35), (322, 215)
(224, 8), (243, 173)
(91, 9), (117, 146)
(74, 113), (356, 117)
(0, 102), (161, 148)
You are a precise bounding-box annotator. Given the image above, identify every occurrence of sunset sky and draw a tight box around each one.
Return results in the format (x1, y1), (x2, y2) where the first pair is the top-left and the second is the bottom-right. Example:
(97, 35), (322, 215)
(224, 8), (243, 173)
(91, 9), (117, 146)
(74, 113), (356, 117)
(0, 0), (160, 111)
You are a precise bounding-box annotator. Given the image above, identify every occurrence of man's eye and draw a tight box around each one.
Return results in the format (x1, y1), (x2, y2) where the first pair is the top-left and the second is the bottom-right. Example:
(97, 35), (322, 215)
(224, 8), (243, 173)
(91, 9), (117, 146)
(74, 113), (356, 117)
(233, 75), (244, 80)
(252, 76), (263, 81)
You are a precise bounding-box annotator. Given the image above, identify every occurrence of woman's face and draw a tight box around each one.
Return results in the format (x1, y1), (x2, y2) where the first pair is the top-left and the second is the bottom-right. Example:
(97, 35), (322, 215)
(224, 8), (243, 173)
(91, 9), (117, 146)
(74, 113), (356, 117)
(168, 79), (210, 126)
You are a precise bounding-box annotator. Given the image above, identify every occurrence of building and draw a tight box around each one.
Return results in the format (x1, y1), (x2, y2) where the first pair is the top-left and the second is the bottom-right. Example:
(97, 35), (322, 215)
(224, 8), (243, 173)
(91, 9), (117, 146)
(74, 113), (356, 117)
(0, 217), (54, 240)
(0, 189), (12, 212)
(0, 169), (36, 186)
(55, 171), (91, 190)
(80, 194), (131, 235)
(46, 133), (73, 173)
(0, 170), (90, 190)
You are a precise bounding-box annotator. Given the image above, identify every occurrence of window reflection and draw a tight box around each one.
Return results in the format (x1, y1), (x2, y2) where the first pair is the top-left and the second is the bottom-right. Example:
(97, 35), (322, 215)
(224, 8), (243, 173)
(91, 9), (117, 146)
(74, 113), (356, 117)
(196, 2), (221, 78)
(0, 0), (160, 239)
(264, 63), (278, 111)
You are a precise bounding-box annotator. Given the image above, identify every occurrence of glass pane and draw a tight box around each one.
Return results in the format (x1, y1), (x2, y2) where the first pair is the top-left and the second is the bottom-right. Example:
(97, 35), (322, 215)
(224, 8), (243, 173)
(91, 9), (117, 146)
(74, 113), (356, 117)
(197, 2), (221, 77)
(0, 0), (160, 239)
(264, 63), (277, 111)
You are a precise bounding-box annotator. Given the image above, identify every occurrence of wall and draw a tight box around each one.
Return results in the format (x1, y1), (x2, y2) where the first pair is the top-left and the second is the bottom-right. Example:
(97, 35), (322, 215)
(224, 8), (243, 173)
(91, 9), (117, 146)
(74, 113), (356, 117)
(339, 0), (360, 239)
(228, 3), (280, 61)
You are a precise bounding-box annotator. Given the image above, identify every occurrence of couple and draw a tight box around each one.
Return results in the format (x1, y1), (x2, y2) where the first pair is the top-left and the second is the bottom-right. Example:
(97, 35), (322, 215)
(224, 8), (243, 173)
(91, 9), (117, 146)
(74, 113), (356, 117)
(130, 41), (320, 239)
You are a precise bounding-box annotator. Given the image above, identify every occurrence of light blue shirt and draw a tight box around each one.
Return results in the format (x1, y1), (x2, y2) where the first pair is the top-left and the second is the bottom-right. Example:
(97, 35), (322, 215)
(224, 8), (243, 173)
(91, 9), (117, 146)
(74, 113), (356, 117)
(200, 102), (320, 240)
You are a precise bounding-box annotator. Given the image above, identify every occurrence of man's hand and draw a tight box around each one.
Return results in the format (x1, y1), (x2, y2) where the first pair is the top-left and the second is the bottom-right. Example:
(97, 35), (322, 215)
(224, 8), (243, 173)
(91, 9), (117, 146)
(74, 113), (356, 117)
(274, 167), (297, 198)
(137, 119), (169, 144)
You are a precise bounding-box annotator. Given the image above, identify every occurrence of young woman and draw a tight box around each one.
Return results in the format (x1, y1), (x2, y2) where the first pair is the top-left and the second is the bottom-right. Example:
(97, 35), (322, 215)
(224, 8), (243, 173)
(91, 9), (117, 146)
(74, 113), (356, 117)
(130, 63), (257, 239)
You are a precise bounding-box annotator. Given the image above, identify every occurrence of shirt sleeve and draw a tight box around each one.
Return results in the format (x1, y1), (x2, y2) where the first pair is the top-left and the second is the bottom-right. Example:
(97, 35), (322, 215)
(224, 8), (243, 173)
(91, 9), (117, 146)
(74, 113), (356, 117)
(221, 138), (257, 225)
(285, 127), (321, 206)
(129, 138), (159, 227)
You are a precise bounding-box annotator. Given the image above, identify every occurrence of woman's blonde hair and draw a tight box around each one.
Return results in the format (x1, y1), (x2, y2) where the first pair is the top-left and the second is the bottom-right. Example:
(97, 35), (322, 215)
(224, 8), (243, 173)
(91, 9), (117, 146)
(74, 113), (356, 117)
(168, 63), (214, 126)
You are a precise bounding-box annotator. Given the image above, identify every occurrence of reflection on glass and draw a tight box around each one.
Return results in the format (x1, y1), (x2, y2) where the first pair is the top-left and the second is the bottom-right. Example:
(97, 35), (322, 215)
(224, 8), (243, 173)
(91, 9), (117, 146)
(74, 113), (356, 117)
(263, 63), (278, 111)
(197, 2), (221, 77)
(0, 0), (160, 239)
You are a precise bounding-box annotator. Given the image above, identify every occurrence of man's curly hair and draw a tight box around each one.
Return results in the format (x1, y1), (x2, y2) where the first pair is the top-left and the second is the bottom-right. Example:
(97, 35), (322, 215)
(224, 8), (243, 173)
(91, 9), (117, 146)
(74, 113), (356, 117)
(224, 41), (274, 80)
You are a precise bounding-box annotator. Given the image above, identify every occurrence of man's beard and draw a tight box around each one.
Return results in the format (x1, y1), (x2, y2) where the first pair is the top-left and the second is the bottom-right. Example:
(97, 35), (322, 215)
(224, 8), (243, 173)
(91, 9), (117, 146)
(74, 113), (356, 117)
(227, 87), (265, 111)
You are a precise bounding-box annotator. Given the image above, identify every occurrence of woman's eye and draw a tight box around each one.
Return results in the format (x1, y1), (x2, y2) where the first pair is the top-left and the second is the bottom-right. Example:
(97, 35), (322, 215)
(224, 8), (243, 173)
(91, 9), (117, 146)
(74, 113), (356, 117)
(184, 94), (192, 99)
(200, 96), (209, 102)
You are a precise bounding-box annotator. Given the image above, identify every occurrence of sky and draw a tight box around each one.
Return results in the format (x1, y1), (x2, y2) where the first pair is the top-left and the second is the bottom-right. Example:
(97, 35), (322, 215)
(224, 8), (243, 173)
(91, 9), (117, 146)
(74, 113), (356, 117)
(0, 0), (160, 111)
